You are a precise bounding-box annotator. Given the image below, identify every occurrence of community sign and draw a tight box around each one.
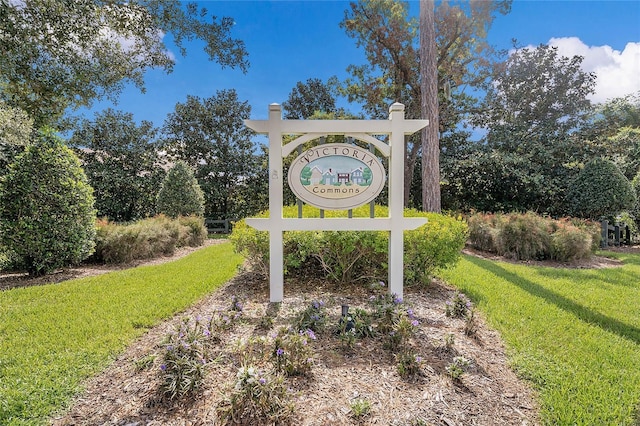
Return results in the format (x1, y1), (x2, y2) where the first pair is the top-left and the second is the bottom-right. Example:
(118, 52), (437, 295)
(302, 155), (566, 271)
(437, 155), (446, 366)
(287, 143), (386, 210)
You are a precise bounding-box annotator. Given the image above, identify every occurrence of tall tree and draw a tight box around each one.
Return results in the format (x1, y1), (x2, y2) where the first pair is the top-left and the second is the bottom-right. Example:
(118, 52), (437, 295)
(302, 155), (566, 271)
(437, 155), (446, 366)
(282, 78), (338, 119)
(162, 89), (257, 220)
(420, 0), (440, 212)
(472, 44), (596, 214)
(0, 0), (248, 126)
(339, 0), (510, 205)
(70, 109), (164, 222)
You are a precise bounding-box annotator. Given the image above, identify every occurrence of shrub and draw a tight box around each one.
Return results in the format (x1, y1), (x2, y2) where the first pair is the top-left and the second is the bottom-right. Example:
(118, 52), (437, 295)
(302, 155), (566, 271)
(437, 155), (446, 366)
(550, 223), (593, 261)
(156, 160), (205, 218)
(467, 213), (502, 253)
(231, 205), (467, 285)
(566, 157), (636, 220)
(467, 212), (598, 262)
(496, 212), (551, 260)
(0, 129), (96, 275)
(94, 215), (206, 264)
(396, 351), (424, 379)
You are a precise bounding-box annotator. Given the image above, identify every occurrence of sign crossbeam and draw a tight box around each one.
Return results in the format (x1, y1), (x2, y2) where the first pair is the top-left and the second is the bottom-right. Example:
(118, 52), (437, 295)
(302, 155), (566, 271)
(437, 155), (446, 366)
(244, 102), (428, 302)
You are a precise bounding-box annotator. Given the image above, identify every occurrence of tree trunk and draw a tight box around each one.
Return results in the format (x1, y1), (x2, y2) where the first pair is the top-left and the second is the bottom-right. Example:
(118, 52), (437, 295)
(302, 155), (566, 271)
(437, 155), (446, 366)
(420, 0), (441, 212)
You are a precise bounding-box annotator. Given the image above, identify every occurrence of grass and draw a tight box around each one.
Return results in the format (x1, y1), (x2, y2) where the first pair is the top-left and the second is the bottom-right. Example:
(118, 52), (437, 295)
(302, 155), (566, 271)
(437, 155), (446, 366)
(0, 242), (243, 426)
(439, 251), (640, 425)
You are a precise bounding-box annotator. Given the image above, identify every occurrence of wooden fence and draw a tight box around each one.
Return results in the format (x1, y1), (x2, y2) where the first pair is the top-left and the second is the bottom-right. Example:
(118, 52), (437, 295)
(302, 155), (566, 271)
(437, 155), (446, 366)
(205, 219), (235, 234)
(600, 220), (631, 248)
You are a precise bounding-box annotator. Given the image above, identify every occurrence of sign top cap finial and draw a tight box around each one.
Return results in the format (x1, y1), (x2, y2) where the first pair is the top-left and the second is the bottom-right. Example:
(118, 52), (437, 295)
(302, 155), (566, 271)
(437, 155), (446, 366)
(389, 102), (405, 112)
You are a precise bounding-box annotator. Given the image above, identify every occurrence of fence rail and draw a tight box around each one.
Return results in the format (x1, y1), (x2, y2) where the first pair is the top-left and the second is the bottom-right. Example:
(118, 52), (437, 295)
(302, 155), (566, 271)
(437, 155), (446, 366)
(205, 219), (235, 234)
(600, 220), (631, 248)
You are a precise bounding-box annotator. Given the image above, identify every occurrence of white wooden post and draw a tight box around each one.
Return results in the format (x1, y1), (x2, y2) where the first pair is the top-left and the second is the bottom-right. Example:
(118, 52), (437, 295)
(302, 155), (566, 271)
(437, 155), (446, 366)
(388, 103), (406, 299)
(244, 103), (428, 302)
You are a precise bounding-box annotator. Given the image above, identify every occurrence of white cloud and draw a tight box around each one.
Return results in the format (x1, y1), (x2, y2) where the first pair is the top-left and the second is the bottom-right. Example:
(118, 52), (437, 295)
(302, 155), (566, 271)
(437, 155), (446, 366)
(547, 37), (640, 103)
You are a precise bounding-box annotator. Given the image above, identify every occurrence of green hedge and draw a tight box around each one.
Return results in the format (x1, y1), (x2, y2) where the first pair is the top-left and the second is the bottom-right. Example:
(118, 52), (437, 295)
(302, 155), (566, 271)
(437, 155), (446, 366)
(93, 215), (207, 264)
(230, 205), (468, 285)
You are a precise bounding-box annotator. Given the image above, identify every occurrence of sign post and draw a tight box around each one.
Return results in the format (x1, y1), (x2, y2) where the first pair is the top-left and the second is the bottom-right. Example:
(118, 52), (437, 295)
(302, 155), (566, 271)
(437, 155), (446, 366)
(244, 103), (428, 302)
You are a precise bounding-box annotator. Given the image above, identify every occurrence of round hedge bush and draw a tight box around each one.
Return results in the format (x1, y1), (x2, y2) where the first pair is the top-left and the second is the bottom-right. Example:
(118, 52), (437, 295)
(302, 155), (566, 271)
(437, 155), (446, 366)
(0, 130), (96, 275)
(566, 158), (636, 220)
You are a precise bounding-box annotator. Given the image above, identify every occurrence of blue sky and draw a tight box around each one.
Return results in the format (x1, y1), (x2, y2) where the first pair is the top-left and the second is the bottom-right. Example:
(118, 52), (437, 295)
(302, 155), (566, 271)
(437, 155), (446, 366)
(77, 0), (640, 127)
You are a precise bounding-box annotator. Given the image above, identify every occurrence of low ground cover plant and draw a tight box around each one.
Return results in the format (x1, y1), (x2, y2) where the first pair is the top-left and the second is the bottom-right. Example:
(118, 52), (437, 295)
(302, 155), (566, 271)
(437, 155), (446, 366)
(231, 204), (467, 285)
(467, 211), (600, 261)
(93, 214), (207, 263)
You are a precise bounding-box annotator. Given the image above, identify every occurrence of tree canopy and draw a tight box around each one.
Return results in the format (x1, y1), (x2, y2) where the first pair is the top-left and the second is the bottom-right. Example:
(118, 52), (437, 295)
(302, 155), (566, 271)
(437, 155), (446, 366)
(338, 0), (511, 207)
(282, 78), (338, 119)
(70, 109), (164, 222)
(157, 160), (205, 218)
(161, 89), (257, 219)
(0, 0), (248, 126)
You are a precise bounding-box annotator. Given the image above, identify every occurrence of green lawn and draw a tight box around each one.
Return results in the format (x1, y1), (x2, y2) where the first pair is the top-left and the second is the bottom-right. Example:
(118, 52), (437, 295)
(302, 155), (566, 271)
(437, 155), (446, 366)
(0, 242), (243, 426)
(440, 251), (640, 425)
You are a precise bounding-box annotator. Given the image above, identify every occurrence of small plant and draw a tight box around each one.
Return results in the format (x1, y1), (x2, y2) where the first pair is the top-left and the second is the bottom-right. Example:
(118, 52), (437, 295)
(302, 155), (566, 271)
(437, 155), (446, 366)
(294, 300), (327, 332)
(159, 317), (216, 399)
(444, 333), (455, 350)
(230, 295), (245, 312)
(445, 292), (472, 318)
(272, 328), (315, 376)
(218, 365), (294, 425)
(396, 351), (424, 379)
(464, 309), (478, 337)
(349, 397), (371, 419)
(382, 314), (419, 353)
(133, 354), (156, 372)
(209, 307), (243, 333)
(338, 328), (358, 351)
(446, 356), (472, 381)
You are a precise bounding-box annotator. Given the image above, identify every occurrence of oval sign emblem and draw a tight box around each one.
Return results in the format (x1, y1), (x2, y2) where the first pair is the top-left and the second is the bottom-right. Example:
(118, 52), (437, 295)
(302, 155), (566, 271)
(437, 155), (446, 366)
(287, 143), (386, 210)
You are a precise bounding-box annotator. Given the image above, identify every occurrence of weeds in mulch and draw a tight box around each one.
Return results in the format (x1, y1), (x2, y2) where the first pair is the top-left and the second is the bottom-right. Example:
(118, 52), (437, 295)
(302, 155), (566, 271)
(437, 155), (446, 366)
(349, 397), (372, 419)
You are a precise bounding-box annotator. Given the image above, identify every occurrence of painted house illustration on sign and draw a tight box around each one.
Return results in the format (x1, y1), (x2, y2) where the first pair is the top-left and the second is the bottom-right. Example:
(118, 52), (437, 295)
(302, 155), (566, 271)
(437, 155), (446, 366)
(301, 156), (373, 200)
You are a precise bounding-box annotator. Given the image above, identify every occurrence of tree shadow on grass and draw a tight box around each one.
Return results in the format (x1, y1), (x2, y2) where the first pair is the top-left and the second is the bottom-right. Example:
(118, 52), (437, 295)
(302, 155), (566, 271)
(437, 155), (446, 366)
(466, 256), (640, 345)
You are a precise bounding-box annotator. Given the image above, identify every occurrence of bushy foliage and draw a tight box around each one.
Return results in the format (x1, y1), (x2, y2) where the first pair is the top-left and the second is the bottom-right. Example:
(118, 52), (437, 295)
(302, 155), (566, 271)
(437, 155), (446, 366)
(0, 130), (96, 275)
(497, 212), (552, 260)
(231, 205), (467, 285)
(93, 215), (206, 264)
(467, 212), (598, 262)
(566, 158), (636, 220)
(156, 160), (205, 218)
(466, 213), (504, 252)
